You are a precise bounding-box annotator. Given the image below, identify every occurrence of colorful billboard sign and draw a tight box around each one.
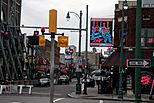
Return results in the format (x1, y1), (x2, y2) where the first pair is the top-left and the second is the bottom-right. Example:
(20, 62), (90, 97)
(90, 18), (113, 47)
(65, 46), (76, 60)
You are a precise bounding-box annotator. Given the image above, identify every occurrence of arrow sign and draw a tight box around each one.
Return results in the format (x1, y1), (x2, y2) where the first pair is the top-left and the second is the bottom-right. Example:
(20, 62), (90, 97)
(127, 59), (151, 68)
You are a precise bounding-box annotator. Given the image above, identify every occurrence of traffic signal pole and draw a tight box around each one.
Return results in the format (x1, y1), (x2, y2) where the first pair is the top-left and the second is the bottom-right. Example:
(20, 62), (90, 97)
(50, 33), (55, 103)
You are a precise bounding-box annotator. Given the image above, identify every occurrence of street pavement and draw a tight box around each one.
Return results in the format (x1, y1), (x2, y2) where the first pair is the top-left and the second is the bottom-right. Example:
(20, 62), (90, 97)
(1, 79), (154, 103)
(68, 85), (154, 102)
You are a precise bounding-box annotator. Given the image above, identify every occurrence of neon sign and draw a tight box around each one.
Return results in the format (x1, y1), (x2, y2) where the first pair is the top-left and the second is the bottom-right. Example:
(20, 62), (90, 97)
(141, 75), (151, 85)
(140, 71), (153, 94)
(90, 18), (113, 47)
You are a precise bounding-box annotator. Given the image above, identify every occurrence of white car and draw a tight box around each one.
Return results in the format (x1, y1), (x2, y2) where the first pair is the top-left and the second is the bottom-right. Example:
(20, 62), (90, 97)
(39, 78), (50, 87)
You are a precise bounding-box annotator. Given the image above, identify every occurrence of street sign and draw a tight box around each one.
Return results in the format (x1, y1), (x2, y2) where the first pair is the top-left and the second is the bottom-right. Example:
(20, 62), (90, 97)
(127, 59), (151, 68)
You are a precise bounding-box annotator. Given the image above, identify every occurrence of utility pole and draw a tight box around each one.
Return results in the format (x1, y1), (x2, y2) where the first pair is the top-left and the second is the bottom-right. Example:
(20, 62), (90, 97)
(135, 0), (142, 102)
(118, 0), (128, 99)
(83, 5), (88, 95)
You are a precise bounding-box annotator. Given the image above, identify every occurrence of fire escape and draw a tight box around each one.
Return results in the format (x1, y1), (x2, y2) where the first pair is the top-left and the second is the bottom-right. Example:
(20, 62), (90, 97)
(0, 0), (30, 82)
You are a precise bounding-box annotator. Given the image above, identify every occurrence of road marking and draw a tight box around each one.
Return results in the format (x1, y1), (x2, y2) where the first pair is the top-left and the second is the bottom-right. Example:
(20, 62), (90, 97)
(53, 98), (64, 103)
(8, 102), (21, 103)
(31, 92), (62, 96)
(99, 100), (103, 103)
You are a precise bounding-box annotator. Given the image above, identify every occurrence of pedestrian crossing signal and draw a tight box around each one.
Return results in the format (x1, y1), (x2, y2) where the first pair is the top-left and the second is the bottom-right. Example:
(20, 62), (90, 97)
(57, 36), (68, 47)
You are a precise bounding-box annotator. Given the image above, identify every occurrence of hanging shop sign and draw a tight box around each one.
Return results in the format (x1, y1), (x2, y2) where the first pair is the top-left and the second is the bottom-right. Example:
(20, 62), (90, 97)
(90, 18), (113, 47)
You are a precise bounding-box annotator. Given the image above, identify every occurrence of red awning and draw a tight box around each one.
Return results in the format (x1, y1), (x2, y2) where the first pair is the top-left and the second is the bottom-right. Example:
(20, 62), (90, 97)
(102, 50), (154, 68)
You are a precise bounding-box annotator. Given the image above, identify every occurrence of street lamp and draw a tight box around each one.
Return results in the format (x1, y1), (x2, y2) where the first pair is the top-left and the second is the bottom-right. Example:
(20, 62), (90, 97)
(66, 11), (82, 57)
(135, 0), (142, 101)
(118, 0), (128, 99)
(66, 10), (83, 94)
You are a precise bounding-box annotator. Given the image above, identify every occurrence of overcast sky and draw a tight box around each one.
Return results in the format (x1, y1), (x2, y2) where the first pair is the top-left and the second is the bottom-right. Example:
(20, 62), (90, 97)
(21, 0), (120, 53)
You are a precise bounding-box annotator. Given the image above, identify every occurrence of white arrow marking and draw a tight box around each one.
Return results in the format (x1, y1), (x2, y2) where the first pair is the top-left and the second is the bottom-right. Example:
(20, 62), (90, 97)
(53, 98), (64, 103)
(143, 60), (149, 66)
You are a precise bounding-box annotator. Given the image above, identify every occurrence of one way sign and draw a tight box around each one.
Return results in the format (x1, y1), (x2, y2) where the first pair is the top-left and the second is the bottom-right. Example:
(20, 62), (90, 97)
(127, 59), (151, 68)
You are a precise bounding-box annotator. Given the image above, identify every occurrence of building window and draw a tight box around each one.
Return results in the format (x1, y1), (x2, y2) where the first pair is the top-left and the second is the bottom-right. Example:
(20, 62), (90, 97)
(143, 4), (150, 8)
(141, 28), (154, 47)
(143, 15), (151, 21)
(1, 9), (4, 22)
(151, 4), (154, 7)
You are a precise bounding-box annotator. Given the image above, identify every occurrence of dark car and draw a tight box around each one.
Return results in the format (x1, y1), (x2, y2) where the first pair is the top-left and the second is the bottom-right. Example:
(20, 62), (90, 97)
(92, 69), (109, 85)
(57, 75), (69, 85)
(81, 74), (95, 88)
(39, 77), (50, 87)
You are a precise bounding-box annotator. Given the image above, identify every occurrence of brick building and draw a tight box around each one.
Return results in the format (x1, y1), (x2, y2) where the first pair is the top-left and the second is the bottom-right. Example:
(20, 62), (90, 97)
(102, 0), (154, 93)
(103, 0), (154, 69)
(36, 39), (60, 71)
(0, 0), (25, 80)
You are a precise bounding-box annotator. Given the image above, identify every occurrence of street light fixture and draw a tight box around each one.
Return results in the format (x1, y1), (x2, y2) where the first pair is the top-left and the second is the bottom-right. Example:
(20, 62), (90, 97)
(118, 0), (128, 99)
(66, 11), (82, 57)
(66, 10), (83, 94)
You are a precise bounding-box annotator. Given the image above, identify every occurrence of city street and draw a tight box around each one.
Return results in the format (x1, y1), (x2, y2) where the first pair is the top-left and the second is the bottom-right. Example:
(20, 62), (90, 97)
(0, 95), (137, 103)
(0, 95), (139, 103)
(0, 78), (152, 103)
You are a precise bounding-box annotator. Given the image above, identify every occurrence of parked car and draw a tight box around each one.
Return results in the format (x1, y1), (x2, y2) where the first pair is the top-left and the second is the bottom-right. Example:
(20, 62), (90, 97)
(81, 74), (95, 88)
(57, 75), (69, 85)
(39, 77), (50, 87)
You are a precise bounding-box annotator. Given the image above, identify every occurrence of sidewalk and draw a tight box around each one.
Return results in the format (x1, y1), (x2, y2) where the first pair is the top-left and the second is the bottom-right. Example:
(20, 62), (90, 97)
(68, 86), (154, 102)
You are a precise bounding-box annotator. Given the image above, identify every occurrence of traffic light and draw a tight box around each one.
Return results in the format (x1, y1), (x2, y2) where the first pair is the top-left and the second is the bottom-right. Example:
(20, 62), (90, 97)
(27, 35), (45, 46)
(57, 36), (68, 47)
(39, 35), (45, 46)
(49, 9), (57, 33)
(34, 31), (39, 36)
(27, 36), (39, 45)
(4, 31), (9, 40)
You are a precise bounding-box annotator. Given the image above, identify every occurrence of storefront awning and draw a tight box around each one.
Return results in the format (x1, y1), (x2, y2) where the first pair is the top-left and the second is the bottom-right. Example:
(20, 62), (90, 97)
(102, 50), (154, 67)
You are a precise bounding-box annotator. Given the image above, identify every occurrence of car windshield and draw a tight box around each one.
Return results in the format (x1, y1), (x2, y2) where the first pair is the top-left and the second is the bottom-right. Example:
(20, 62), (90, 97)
(93, 70), (106, 76)
(40, 78), (49, 81)
(60, 75), (67, 78)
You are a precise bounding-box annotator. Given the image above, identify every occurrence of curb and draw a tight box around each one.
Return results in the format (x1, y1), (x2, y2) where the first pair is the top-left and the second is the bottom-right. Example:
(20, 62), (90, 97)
(67, 92), (154, 102)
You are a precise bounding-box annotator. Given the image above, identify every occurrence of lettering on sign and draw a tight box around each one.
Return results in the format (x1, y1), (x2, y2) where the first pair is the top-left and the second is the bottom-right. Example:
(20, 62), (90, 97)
(127, 59), (151, 67)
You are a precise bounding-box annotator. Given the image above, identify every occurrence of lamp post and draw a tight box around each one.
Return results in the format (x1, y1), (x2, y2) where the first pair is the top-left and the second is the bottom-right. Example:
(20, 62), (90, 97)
(83, 5), (88, 95)
(118, 0), (128, 99)
(66, 10), (82, 94)
(135, 0), (142, 102)
(66, 11), (82, 57)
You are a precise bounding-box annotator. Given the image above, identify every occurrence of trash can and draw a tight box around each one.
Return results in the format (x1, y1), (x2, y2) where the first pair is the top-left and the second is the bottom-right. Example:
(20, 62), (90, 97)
(76, 83), (81, 94)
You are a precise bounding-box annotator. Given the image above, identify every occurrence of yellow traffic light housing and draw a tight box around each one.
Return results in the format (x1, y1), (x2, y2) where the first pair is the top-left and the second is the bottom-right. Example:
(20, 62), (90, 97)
(49, 9), (57, 33)
(39, 35), (45, 46)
